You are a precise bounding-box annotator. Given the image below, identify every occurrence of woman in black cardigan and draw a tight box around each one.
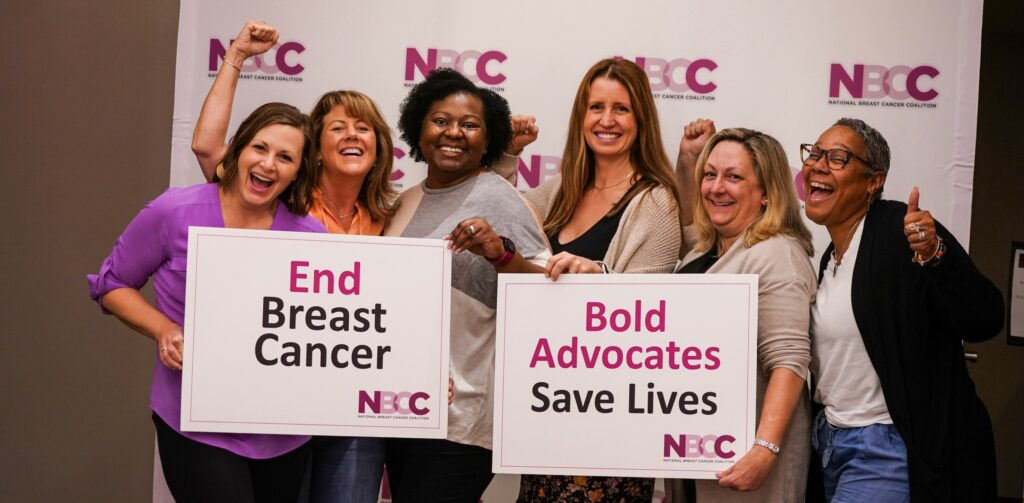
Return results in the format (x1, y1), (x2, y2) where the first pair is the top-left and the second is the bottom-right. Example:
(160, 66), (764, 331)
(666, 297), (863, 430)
(800, 117), (1003, 502)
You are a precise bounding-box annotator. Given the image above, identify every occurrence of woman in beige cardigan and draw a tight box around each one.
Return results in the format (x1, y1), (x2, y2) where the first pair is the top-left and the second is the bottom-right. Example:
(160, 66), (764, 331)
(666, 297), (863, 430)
(674, 128), (816, 502)
(514, 58), (683, 502)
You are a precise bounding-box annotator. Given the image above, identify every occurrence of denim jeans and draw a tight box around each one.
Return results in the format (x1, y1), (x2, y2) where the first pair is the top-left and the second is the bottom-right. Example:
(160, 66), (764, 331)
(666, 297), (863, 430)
(300, 436), (386, 503)
(812, 411), (910, 503)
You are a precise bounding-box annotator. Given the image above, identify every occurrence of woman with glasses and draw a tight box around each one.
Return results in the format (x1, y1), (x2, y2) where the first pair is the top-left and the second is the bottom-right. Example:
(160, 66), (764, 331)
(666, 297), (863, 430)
(801, 118), (1002, 502)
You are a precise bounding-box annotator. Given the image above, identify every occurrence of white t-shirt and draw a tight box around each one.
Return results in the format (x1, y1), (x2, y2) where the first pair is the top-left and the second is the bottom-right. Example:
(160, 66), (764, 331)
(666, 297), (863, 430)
(810, 222), (892, 427)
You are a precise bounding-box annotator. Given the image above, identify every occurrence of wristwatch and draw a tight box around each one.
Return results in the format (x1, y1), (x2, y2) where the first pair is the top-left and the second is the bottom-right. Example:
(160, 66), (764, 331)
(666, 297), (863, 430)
(487, 236), (516, 267)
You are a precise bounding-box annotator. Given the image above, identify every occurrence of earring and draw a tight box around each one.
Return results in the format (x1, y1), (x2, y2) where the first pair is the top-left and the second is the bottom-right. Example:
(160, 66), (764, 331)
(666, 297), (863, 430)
(761, 197), (768, 206)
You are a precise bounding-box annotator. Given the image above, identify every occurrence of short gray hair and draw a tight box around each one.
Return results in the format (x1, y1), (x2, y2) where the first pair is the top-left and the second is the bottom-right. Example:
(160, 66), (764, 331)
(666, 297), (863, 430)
(834, 118), (890, 178)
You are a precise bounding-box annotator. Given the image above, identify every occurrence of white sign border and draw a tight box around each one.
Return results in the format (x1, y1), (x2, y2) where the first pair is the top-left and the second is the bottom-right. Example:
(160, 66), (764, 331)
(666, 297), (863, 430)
(493, 273), (758, 479)
(181, 226), (452, 438)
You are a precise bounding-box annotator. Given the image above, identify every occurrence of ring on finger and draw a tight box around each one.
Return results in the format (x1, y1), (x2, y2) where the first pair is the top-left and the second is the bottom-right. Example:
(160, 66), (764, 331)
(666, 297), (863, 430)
(467, 224), (476, 235)
(910, 223), (920, 233)
(918, 231), (925, 242)
(159, 346), (167, 352)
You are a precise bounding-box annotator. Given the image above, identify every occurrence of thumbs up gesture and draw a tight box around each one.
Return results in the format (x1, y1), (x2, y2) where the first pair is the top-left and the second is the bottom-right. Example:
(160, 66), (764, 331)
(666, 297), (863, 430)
(903, 187), (938, 259)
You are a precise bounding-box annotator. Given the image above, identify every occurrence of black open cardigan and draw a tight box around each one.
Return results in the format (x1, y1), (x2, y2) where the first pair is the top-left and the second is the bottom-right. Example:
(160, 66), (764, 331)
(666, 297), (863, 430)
(812, 199), (1003, 502)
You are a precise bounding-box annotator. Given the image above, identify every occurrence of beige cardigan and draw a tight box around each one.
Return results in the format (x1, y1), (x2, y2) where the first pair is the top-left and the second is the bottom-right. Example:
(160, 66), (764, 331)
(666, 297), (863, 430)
(525, 175), (682, 273)
(678, 234), (816, 503)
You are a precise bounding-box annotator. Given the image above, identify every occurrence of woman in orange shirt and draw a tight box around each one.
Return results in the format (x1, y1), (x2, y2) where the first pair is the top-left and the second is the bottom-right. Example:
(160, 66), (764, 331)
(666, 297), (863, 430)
(190, 20), (395, 503)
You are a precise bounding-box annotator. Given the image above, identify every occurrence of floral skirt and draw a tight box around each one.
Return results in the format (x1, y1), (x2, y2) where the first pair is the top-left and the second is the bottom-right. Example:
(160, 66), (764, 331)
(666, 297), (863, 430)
(518, 475), (654, 503)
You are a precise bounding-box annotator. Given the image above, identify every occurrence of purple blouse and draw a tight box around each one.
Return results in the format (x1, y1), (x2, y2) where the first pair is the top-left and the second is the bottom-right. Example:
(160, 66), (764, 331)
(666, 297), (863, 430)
(88, 183), (324, 459)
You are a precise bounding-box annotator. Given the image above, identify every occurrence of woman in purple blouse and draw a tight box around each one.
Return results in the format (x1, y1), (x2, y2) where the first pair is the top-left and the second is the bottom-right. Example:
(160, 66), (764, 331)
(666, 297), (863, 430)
(88, 102), (324, 502)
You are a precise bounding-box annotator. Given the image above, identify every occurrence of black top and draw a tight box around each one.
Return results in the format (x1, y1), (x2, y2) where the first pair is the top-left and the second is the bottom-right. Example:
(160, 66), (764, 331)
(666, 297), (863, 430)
(550, 210), (624, 260)
(810, 199), (1003, 503)
(676, 250), (718, 274)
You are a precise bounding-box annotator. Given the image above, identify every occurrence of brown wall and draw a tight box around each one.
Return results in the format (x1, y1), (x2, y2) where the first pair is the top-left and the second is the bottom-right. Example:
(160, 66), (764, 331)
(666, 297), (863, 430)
(1, 1), (1021, 501)
(0, 1), (180, 501)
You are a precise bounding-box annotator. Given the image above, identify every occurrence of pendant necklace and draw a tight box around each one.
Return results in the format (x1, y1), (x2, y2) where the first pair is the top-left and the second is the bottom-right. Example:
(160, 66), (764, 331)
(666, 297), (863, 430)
(831, 216), (864, 277)
(322, 195), (356, 222)
(592, 170), (634, 190)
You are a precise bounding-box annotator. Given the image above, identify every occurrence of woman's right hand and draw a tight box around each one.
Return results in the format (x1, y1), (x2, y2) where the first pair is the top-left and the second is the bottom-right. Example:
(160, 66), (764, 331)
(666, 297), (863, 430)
(156, 324), (185, 371)
(678, 118), (716, 164)
(231, 21), (279, 59)
(545, 252), (602, 281)
(507, 115), (539, 156)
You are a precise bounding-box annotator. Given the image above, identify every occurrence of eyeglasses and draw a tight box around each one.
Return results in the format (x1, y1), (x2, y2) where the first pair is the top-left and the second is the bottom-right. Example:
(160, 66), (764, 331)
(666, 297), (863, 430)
(799, 144), (872, 170)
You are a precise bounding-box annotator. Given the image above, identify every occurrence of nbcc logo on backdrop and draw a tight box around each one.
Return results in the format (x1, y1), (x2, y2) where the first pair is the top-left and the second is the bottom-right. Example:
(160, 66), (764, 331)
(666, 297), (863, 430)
(405, 48), (507, 86)
(829, 63), (939, 101)
(208, 39), (305, 76)
(619, 56), (718, 94)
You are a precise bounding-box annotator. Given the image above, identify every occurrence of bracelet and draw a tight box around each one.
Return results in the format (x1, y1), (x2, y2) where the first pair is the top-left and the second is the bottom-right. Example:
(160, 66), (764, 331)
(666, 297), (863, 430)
(913, 235), (945, 267)
(221, 57), (243, 72)
(595, 261), (610, 274)
(753, 438), (780, 456)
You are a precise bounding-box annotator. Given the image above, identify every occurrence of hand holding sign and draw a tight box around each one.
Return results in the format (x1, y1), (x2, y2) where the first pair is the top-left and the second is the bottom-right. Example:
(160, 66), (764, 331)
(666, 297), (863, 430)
(716, 446), (775, 491)
(545, 252), (602, 281)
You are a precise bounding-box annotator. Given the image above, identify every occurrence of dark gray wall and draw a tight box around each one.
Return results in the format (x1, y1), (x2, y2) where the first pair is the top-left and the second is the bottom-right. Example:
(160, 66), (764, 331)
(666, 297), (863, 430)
(967, 1), (1024, 498)
(1, 0), (1020, 500)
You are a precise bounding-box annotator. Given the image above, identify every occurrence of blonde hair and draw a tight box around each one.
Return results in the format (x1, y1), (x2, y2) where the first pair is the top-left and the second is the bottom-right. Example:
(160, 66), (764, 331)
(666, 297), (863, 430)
(543, 58), (681, 236)
(310, 90), (397, 223)
(691, 128), (813, 256)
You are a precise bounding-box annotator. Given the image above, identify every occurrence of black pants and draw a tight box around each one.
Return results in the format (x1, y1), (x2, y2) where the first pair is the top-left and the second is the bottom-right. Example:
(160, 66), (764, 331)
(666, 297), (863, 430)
(385, 438), (493, 503)
(153, 413), (312, 503)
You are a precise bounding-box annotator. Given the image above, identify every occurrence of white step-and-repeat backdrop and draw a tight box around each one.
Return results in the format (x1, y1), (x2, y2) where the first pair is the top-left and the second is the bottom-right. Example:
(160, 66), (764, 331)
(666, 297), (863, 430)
(163, 1), (983, 501)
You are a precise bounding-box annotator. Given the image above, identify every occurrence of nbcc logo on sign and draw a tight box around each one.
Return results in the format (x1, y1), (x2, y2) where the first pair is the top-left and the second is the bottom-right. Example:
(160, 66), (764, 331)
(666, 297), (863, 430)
(405, 48), (507, 85)
(664, 434), (736, 459)
(830, 63), (939, 101)
(358, 390), (431, 415)
(209, 39), (305, 76)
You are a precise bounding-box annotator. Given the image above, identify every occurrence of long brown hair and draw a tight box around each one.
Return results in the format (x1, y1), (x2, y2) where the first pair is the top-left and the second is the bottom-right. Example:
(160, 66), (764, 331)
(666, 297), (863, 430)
(691, 128), (813, 256)
(310, 90), (397, 222)
(543, 58), (681, 236)
(218, 102), (318, 214)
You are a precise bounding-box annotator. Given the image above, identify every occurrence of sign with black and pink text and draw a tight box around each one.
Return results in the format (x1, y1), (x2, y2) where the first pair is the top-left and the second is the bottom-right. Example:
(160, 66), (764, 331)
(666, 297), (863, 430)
(493, 274), (757, 479)
(180, 227), (451, 438)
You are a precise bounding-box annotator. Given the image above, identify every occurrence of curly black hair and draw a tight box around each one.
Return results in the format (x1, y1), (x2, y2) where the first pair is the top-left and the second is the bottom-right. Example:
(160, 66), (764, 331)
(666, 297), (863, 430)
(398, 67), (512, 168)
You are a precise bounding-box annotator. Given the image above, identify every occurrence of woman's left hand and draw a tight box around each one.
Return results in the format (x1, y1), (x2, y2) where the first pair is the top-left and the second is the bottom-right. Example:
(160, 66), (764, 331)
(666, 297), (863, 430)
(903, 187), (939, 258)
(506, 115), (539, 155)
(715, 446), (777, 491)
(544, 252), (602, 281)
(447, 217), (504, 260)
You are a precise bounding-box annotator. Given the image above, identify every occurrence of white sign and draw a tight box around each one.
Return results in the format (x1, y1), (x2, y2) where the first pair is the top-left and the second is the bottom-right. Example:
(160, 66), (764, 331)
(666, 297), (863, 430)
(494, 274), (757, 479)
(181, 227), (451, 438)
